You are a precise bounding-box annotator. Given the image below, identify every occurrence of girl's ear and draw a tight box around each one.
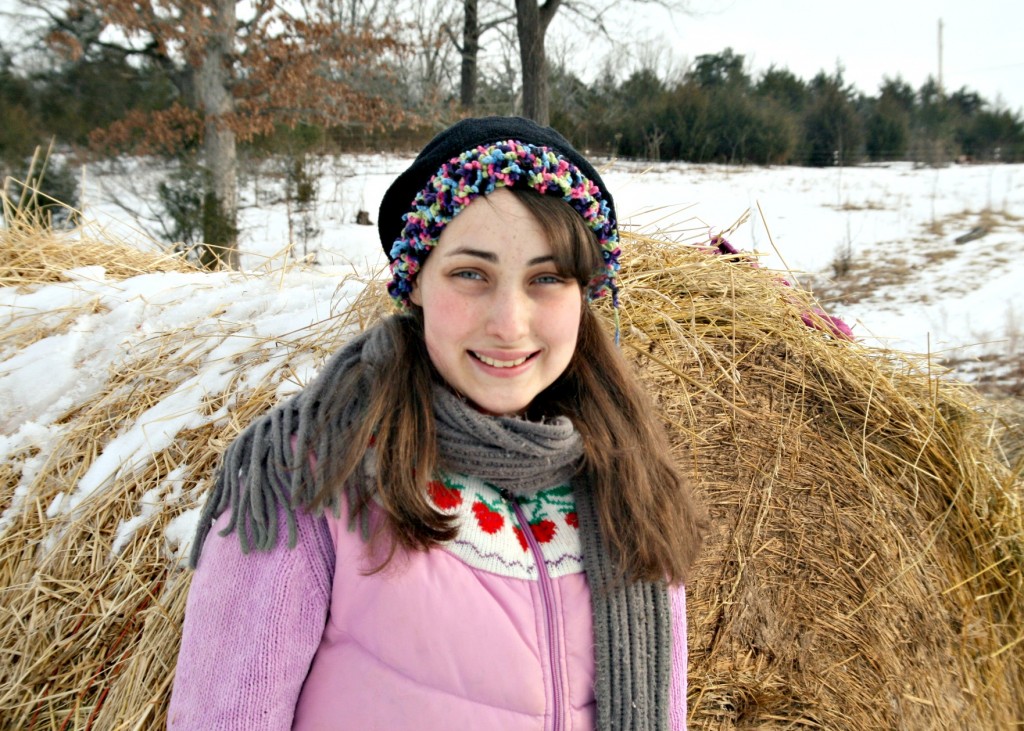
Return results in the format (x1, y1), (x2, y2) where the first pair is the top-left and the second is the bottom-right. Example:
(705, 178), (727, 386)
(409, 280), (422, 307)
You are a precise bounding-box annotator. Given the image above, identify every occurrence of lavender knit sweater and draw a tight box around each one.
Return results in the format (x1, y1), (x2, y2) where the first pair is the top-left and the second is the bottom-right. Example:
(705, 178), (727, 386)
(168, 502), (334, 729)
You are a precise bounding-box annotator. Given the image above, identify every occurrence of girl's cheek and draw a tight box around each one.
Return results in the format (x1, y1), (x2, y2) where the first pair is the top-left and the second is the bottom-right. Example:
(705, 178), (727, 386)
(426, 287), (471, 321)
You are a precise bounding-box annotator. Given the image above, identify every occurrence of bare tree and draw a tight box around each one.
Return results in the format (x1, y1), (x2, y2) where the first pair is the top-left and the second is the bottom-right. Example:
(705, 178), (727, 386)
(405, 0), (461, 109)
(440, 0), (515, 112)
(514, 0), (694, 124)
(514, 0), (559, 124)
(459, 0), (481, 110)
(196, 0), (237, 267)
(31, 0), (405, 268)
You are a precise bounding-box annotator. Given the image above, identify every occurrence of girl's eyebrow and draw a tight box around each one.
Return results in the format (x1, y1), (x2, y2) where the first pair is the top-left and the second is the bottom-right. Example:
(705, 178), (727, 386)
(443, 246), (497, 262)
(443, 247), (554, 266)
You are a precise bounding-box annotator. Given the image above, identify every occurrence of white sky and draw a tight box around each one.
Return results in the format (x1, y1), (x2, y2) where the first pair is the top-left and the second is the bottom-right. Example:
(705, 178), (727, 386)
(581, 0), (1024, 112)
(2, 0), (1020, 112)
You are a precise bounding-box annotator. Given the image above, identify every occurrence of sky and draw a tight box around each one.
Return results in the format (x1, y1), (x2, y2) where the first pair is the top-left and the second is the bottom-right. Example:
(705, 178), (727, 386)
(582, 0), (1024, 112)
(1, 0), (1020, 113)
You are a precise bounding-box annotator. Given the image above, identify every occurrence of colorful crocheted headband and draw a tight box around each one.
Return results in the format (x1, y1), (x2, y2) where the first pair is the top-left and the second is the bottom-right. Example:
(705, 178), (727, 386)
(378, 118), (620, 310)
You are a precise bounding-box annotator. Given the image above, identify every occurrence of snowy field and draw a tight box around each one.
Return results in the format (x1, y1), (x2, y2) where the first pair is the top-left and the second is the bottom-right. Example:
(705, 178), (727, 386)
(80, 154), (1024, 389)
(2, 154), (1021, 559)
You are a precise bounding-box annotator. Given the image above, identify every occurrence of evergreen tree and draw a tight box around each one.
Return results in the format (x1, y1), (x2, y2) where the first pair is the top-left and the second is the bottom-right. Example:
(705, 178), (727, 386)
(34, 48), (178, 148)
(548, 65), (598, 147)
(957, 108), (1024, 162)
(0, 48), (37, 167)
(865, 78), (913, 161)
(689, 48), (750, 91)
(614, 68), (667, 158)
(801, 71), (863, 166)
(756, 66), (808, 112)
(912, 77), (953, 164)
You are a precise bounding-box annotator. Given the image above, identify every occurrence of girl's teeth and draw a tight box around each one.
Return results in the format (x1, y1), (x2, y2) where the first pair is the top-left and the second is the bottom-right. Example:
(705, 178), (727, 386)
(476, 353), (528, 368)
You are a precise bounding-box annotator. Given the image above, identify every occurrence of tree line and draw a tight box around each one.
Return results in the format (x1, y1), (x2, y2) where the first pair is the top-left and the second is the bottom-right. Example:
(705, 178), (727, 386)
(552, 49), (1024, 167)
(2, 0), (1022, 264)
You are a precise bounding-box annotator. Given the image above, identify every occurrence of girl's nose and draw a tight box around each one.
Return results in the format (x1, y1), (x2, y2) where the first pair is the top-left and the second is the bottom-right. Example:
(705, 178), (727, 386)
(485, 288), (531, 342)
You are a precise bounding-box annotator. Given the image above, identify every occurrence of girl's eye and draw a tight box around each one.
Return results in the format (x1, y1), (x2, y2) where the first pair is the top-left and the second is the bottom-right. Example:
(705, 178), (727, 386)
(453, 270), (484, 281)
(534, 273), (566, 285)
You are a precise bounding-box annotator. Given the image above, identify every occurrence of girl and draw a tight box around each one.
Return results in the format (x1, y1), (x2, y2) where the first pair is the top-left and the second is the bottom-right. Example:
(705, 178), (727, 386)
(169, 116), (706, 730)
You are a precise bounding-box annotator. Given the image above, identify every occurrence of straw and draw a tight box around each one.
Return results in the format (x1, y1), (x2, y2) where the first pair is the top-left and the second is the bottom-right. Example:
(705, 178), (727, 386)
(1, 219), (1020, 729)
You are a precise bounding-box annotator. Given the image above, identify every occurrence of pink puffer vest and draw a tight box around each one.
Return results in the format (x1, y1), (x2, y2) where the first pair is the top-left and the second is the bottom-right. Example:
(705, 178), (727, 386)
(292, 473), (689, 730)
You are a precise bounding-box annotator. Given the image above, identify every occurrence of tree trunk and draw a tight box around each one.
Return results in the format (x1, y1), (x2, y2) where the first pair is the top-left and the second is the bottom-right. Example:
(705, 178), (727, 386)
(514, 0), (560, 125)
(196, 0), (239, 269)
(459, 0), (479, 111)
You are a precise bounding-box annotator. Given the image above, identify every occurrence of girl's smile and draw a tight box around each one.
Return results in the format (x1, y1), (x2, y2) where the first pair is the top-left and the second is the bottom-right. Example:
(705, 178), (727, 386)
(409, 188), (583, 415)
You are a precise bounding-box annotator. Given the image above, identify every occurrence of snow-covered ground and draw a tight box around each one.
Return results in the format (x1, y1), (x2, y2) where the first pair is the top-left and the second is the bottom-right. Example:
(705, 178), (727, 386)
(81, 155), (1024, 389)
(2, 154), (1021, 559)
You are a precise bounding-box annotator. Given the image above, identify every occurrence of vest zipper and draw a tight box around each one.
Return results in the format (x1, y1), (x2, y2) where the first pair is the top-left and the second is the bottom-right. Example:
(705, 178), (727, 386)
(501, 488), (565, 731)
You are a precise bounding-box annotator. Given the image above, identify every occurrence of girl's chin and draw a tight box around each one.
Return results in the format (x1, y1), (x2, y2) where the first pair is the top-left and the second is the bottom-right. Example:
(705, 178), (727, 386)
(450, 386), (530, 417)
(465, 396), (529, 418)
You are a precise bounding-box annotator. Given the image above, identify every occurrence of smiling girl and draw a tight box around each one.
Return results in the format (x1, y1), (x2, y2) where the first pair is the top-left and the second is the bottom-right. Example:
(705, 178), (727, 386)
(169, 116), (707, 730)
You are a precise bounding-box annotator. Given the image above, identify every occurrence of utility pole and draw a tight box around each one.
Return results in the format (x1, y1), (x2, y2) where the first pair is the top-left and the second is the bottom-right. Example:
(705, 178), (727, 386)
(938, 18), (944, 96)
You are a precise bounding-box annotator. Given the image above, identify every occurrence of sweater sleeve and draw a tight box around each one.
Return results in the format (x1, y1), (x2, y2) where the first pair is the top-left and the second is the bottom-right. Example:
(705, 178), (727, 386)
(668, 583), (689, 731)
(168, 498), (335, 730)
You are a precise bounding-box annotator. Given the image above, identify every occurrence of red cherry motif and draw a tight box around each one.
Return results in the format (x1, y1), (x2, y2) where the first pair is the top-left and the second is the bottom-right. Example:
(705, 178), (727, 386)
(565, 512), (578, 528)
(513, 520), (557, 551)
(531, 520), (556, 543)
(428, 480), (462, 510)
(472, 501), (504, 533)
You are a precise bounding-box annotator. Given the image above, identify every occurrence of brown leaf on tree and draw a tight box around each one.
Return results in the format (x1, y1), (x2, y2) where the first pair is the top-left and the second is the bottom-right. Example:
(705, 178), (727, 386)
(90, 104), (202, 156)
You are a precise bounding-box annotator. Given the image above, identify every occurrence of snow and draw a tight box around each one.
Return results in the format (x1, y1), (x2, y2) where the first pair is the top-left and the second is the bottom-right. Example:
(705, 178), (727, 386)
(3, 155), (1022, 559)
(599, 160), (1023, 371)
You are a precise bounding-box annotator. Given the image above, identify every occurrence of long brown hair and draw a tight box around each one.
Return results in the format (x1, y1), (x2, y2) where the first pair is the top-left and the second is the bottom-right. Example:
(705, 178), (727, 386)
(311, 187), (706, 583)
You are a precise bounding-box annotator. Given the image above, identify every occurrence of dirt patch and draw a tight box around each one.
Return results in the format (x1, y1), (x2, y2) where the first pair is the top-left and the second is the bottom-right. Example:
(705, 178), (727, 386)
(832, 199), (889, 212)
(924, 248), (959, 264)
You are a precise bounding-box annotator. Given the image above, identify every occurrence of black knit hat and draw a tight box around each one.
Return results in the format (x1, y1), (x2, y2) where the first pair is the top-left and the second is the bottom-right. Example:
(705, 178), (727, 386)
(378, 117), (621, 312)
(378, 116), (617, 258)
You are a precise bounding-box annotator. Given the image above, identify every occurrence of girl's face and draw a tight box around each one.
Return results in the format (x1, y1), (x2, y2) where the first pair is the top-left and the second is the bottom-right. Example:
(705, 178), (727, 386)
(410, 188), (583, 416)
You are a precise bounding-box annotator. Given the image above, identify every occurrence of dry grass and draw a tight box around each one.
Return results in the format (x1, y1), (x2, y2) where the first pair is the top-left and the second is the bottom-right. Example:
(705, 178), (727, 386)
(811, 252), (919, 306)
(0, 219), (1021, 729)
(923, 247), (960, 264)
(833, 200), (889, 212)
(813, 205), (1022, 312)
(617, 236), (1023, 727)
(1, 194), (198, 289)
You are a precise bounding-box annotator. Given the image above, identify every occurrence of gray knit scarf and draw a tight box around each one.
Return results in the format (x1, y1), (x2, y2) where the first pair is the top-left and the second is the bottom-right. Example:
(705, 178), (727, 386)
(191, 316), (673, 730)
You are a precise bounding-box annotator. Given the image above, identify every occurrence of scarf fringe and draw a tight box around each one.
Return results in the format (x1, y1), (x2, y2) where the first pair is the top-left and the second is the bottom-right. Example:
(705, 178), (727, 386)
(190, 324), (383, 568)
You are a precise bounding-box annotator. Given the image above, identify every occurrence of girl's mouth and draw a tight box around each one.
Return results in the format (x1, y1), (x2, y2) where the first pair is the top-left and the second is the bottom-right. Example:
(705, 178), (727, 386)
(471, 351), (536, 368)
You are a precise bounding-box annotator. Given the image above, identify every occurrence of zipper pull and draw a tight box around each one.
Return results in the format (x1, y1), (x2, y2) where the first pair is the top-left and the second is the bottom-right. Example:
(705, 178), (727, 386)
(497, 487), (515, 503)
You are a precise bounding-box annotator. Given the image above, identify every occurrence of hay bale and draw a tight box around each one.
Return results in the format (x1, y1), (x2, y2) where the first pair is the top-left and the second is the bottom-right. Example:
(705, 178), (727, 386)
(618, 237), (1023, 727)
(0, 223), (1020, 729)
(0, 212), (198, 289)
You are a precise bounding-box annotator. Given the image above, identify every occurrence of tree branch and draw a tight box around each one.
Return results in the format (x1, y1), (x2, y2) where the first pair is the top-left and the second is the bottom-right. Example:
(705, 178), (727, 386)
(441, 22), (464, 53)
(538, 0), (562, 33)
(559, 1), (611, 38)
(480, 11), (516, 31)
